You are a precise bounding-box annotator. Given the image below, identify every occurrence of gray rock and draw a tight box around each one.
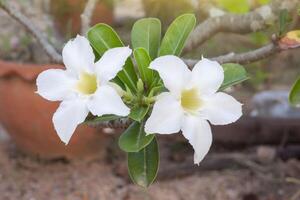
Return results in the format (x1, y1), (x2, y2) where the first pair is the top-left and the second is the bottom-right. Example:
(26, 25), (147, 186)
(250, 90), (300, 118)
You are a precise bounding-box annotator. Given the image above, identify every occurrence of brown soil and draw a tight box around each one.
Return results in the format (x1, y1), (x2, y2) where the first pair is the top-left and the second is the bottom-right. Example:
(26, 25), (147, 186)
(0, 134), (299, 200)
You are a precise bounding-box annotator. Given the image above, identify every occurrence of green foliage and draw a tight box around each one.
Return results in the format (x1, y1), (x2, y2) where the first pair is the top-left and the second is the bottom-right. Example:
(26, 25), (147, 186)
(128, 137), (159, 188)
(133, 48), (155, 88)
(216, 0), (249, 14)
(250, 32), (269, 46)
(129, 106), (150, 122)
(142, 0), (194, 27)
(159, 14), (196, 56)
(279, 9), (289, 37)
(257, 0), (270, 5)
(119, 121), (154, 152)
(289, 77), (300, 107)
(131, 18), (161, 59)
(88, 24), (138, 92)
(246, 63), (269, 89)
(219, 63), (249, 91)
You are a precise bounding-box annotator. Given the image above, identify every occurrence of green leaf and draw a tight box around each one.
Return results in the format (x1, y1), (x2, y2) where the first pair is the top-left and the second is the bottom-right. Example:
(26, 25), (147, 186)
(216, 0), (249, 14)
(131, 18), (161, 59)
(289, 77), (300, 107)
(84, 114), (121, 124)
(128, 137), (159, 187)
(134, 48), (155, 88)
(159, 14), (196, 56)
(87, 23), (138, 92)
(219, 63), (249, 91)
(279, 9), (289, 36)
(148, 84), (165, 96)
(129, 106), (150, 122)
(119, 121), (154, 152)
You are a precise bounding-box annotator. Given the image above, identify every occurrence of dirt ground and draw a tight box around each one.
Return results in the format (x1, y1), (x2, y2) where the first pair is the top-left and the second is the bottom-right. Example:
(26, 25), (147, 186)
(0, 1), (300, 200)
(0, 132), (299, 200)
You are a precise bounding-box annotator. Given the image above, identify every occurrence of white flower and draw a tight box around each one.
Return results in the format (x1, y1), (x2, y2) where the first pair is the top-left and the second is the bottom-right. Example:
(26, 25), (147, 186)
(36, 35), (131, 144)
(145, 56), (242, 164)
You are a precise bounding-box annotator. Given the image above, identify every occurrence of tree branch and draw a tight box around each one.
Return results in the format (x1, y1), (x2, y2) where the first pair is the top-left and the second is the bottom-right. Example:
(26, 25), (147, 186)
(0, 0), (62, 63)
(81, 0), (98, 35)
(184, 35), (300, 67)
(86, 118), (132, 129)
(184, 0), (299, 53)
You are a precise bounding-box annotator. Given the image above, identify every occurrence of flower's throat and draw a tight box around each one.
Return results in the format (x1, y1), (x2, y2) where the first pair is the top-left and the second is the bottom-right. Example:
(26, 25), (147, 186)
(76, 72), (97, 95)
(181, 88), (202, 112)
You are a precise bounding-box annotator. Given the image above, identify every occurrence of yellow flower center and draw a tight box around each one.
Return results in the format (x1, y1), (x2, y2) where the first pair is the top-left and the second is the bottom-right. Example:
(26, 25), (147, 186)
(181, 88), (202, 113)
(76, 72), (97, 95)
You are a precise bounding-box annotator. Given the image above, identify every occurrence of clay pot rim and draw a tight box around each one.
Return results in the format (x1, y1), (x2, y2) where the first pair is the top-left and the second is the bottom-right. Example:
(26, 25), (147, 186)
(0, 60), (63, 82)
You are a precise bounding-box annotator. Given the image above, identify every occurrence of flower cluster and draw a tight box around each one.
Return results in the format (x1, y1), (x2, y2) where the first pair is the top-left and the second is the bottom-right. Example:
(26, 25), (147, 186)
(36, 13), (245, 187)
(36, 35), (242, 164)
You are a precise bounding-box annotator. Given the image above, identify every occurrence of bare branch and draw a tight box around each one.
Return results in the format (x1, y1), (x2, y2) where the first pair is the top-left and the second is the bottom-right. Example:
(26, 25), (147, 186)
(86, 118), (132, 129)
(0, 0), (62, 63)
(211, 43), (280, 64)
(81, 0), (98, 35)
(184, 0), (299, 53)
(184, 37), (300, 67)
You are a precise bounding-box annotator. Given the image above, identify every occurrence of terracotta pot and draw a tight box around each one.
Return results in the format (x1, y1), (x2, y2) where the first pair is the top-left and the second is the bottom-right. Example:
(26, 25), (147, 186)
(0, 60), (108, 159)
(50, 0), (114, 36)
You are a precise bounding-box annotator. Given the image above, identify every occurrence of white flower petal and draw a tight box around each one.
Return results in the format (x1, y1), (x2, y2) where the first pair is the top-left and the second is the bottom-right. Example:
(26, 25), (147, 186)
(53, 99), (89, 144)
(149, 55), (191, 96)
(190, 58), (224, 95)
(87, 85), (130, 116)
(181, 116), (212, 165)
(36, 69), (76, 101)
(95, 47), (132, 83)
(200, 92), (242, 125)
(62, 35), (95, 75)
(145, 92), (184, 134)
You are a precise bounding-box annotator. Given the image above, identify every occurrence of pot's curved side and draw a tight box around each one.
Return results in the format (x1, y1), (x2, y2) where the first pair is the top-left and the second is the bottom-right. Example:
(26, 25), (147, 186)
(0, 61), (108, 159)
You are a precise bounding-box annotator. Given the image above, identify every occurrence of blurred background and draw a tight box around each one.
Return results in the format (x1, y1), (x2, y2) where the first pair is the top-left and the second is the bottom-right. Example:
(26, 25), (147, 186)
(0, 0), (300, 199)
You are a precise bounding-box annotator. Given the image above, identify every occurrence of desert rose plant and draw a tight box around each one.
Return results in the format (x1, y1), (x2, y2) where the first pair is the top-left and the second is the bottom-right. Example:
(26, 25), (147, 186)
(36, 14), (247, 187)
(1, 0), (300, 188)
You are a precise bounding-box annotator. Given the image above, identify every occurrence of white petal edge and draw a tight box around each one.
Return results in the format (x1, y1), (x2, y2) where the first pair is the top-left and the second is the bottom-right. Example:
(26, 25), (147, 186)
(52, 99), (89, 144)
(95, 46), (132, 83)
(149, 55), (191, 96)
(190, 58), (224, 95)
(62, 35), (95, 75)
(181, 116), (212, 165)
(200, 92), (242, 125)
(87, 85), (130, 117)
(36, 69), (76, 101)
(145, 92), (184, 135)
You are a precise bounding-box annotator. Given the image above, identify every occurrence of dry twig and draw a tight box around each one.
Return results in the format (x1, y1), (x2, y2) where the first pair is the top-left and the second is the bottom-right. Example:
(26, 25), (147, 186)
(81, 0), (98, 35)
(184, 0), (299, 53)
(184, 42), (283, 67)
(0, 0), (62, 63)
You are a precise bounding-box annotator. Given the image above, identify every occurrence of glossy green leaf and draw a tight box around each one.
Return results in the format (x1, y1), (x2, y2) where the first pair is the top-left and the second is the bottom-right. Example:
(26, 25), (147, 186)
(159, 14), (196, 56)
(87, 23), (138, 92)
(119, 121), (154, 152)
(289, 77), (300, 107)
(128, 137), (159, 187)
(134, 48), (154, 88)
(129, 106), (150, 122)
(219, 63), (249, 91)
(131, 18), (161, 59)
